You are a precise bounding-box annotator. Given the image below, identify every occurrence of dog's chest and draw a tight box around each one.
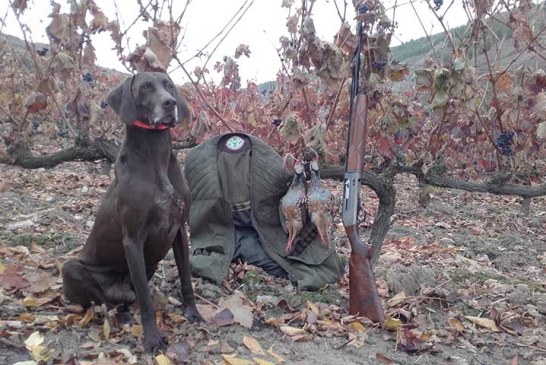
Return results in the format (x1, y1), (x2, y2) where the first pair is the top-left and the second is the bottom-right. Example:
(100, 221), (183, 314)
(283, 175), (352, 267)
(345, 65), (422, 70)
(154, 188), (183, 227)
(145, 186), (184, 262)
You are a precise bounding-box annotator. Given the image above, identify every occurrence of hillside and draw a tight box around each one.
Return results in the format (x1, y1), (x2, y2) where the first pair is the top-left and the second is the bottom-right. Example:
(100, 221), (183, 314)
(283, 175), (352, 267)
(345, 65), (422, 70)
(391, 3), (546, 73)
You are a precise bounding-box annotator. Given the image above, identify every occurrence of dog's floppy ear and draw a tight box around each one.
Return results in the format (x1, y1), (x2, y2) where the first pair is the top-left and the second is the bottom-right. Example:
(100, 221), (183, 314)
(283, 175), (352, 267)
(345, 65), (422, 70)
(176, 92), (192, 129)
(167, 75), (192, 129)
(107, 76), (136, 124)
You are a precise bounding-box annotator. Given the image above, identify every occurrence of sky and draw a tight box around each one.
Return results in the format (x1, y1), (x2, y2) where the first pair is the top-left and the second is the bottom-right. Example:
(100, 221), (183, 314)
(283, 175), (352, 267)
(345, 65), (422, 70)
(1, 0), (470, 83)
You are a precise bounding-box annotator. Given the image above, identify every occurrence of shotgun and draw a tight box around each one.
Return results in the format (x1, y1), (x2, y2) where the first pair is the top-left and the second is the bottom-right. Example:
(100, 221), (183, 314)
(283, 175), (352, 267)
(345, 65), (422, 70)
(341, 5), (385, 324)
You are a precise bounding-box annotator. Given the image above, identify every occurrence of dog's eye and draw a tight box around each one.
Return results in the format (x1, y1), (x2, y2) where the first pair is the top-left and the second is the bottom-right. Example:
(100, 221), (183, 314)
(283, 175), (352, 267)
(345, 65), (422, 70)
(165, 83), (174, 90)
(140, 83), (152, 92)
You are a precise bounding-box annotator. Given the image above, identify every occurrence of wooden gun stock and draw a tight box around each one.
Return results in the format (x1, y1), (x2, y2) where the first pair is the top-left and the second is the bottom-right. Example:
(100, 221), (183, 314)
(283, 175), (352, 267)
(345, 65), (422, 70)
(342, 94), (385, 324)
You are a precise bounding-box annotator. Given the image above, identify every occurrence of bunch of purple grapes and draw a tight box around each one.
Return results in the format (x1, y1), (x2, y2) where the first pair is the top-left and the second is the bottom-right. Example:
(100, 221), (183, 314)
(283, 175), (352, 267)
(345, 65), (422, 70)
(36, 47), (49, 56)
(495, 131), (515, 156)
(372, 61), (387, 70)
(82, 72), (93, 83)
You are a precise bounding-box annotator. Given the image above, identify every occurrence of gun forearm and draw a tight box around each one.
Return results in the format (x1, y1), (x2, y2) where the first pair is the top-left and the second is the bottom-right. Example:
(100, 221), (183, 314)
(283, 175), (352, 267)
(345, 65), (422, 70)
(345, 94), (368, 172)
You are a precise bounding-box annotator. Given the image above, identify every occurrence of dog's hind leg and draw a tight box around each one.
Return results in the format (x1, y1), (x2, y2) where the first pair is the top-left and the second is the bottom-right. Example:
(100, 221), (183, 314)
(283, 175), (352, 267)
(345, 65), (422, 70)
(62, 259), (108, 306)
(172, 228), (202, 322)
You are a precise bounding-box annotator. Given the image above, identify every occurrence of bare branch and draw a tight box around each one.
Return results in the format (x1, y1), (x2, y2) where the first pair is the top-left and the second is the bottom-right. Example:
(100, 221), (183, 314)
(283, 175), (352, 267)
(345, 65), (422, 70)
(408, 0), (437, 57)
(173, 0), (253, 72)
(173, 55), (234, 132)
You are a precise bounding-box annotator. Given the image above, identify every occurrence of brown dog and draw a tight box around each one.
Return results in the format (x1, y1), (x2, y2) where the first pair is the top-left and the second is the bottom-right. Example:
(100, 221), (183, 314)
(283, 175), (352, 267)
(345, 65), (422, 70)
(62, 72), (201, 352)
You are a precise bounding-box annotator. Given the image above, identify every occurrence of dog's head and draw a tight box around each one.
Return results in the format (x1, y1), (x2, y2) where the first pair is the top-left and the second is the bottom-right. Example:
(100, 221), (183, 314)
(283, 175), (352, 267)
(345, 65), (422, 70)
(106, 72), (191, 130)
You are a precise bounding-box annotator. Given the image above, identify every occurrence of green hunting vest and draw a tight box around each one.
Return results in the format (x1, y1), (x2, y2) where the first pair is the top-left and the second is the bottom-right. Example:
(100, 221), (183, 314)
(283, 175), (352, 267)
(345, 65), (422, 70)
(184, 133), (343, 291)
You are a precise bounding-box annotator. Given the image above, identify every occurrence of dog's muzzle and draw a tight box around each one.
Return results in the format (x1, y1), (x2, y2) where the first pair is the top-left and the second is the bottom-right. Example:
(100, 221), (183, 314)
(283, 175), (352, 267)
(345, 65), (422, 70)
(152, 99), (179, 127)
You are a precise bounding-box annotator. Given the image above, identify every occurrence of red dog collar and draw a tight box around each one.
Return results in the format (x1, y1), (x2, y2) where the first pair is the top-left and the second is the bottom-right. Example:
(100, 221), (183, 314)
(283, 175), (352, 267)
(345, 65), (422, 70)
(132, 120), (170, 131)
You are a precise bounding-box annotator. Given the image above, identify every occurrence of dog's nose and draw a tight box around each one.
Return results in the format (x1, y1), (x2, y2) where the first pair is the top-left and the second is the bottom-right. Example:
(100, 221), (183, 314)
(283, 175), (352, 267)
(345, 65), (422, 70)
(163, 98), (176, 109)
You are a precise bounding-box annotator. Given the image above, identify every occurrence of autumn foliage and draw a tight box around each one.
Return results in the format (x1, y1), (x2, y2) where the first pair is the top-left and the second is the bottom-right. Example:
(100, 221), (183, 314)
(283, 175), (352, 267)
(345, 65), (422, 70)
(0, 0), (544, 181)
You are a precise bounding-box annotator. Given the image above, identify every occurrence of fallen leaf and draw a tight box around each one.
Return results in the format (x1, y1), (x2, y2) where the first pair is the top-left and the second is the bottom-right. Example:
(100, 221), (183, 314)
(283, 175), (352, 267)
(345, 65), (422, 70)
(276, 299), (296, 313)
(317, 319), (332, 326)
(116, 348), (137, 363)
(350, 322), (366, 332)
(80, 341), (98, 349)
(30, 243), (46, 254)
(79, 306), (95, 327)
(386, 291), (406, 308)
(267, 347), (285, 363)
(65, 304), (85, 313)
(5, 320), (23, 329)
(0, 265), (30, 289)
(305, 308), (317, 325)
(167, 313), (187, 324)
(384, 317), (403, 331)
(221, 354), (254, 365)
(22, 296), (39, 307)
(36, 316), (59, 327)
(196, 303), (218, 323)
(24, 331), (55, 363)
(27, 270), (58, 292)
(218, 291), (253, 328)
(220, 341), (235, 354)
(347, 332), (366, 348)
(280, 326), (306, 336)
(211, 308), (235, 327)
(420, 332), (432, 341)
(23, 290), (58, 308)
(17, 312), (36, 322)
(253, 358), (275, 365)
(103, 318), (111, 339)
(398, 328), (433, 354)
(201, 339), (219, 353)
(166, 340), (190, 364)
(24, 331), (43, 347)
(510, 355), (519, 365)
(376, 353), (398, 364)
(306, 301), (319, 315)
(292, 334), (313, 342)
(465, 316), (500, 332)
(447, 317), (465, 333)
(155, 354), (172, 365)
(131, 324), (143, 338)
(0, 181), (14, 192)
(243, 335), (265, 355)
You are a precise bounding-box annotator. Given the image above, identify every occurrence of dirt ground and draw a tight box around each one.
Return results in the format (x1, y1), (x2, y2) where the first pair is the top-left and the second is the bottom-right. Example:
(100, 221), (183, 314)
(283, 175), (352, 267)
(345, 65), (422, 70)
(0, 153), (545, 365)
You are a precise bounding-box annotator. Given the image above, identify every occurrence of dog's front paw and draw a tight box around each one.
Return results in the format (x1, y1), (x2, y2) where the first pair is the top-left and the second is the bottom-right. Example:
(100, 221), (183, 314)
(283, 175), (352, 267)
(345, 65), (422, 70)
(144, 331), (167, 353)
(183, 305), (203, 323)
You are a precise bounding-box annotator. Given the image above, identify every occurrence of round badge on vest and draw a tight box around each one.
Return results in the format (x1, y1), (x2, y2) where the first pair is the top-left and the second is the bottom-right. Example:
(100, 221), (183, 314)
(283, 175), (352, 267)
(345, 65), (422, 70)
(225, 135), (245, 151)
